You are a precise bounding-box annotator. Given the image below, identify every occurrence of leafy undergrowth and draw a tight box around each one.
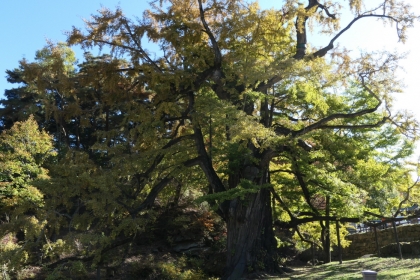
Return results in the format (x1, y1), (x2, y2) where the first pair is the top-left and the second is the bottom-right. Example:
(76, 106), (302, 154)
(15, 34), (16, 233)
(275, 257), (420, 280)
(1, 205), (226, 279)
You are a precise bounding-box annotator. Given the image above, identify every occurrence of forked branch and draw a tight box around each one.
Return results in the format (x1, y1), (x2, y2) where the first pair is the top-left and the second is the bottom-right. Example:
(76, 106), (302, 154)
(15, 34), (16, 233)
(198, 0), (222, 69)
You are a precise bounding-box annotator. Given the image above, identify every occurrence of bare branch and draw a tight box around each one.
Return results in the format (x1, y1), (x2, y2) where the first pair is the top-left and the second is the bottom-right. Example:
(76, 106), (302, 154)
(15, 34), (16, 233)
(313, 14), (403, 58)
(394, 175), (420, 217)
(317, 3), (336, 19)
(135, 134), (195, 181)
(255, 75), (283, 93)
(198, 0), (222, 68)
(293, 0), (412, 59)
(121, 19), (163, 73)
(129, 176), (173, 216)
(295, 226), (323, 250)
(313, 116), (388, 130)
(270, 169), (294, 175)
(89, 39), (156, 63)
(292, 156), (320, 215)
(271, 188), (296, 220)
(187, 92), (227, 199)
(292, 76), (384, 137)
(294, 0), (321, 59)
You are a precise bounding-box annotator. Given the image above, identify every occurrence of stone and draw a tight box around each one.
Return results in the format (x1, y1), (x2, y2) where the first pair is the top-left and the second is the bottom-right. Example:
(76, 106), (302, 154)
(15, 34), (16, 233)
(362, 270), (377, 280)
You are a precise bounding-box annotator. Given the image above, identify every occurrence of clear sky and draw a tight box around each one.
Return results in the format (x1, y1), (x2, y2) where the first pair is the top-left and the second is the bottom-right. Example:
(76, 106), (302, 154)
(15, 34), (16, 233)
(0, 0), (150, 94)
(1, 0), (419, 143)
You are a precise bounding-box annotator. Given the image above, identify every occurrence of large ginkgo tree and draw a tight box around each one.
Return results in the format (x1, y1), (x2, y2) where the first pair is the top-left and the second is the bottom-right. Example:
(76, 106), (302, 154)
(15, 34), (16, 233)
(2, 0), (420, 279)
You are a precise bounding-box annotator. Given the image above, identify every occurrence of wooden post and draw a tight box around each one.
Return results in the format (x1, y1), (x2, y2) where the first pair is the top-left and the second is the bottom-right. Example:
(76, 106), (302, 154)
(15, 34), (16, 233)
(311, 242), (315, 266)
(373, 225), (381, 257)
(325, 196), (331, 263)
(335, 220), (342, 264)
(392, 221), (403, 260)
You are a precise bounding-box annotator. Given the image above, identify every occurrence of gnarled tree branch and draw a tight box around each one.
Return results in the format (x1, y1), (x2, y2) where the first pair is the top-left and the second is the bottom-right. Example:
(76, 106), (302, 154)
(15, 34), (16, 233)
(291, 75), (384, 137)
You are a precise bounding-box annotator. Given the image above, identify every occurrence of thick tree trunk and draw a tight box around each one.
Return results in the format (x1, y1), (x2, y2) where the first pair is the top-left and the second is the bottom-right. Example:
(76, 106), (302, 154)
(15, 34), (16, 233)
(223, 188), (278, 279)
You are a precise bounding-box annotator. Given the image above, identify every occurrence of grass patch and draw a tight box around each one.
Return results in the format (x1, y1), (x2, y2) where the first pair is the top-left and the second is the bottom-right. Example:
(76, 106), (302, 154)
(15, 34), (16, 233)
(275, 257), (420, 280)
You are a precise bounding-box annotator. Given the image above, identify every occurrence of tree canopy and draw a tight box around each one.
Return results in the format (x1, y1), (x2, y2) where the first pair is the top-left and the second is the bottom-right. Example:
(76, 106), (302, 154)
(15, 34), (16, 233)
(1, 0), (420, 279)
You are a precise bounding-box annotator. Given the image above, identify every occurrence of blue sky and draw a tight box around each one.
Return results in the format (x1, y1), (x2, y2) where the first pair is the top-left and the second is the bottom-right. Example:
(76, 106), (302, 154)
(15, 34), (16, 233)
(1, 0), (419, 133)
(0, 1), (149, 88)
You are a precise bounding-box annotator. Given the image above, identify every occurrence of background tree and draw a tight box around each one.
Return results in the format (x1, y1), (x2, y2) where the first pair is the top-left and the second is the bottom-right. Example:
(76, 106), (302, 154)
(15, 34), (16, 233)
(0, 116), (56, 271)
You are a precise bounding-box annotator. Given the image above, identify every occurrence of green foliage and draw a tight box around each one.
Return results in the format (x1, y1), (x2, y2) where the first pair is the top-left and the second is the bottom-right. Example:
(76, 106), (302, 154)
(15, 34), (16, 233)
(0, 115), (56, 212)
(44, 261), (88, 280)
(127, 254), (218, 280)
(0, 116), (56, 272)
(292, 222), (351, 252)
(197, 180), (271, 205)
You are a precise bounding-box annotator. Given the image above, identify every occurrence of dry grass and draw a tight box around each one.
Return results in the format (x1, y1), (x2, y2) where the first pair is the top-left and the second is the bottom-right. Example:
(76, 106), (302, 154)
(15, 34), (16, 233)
(273, 256), (420, 280)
